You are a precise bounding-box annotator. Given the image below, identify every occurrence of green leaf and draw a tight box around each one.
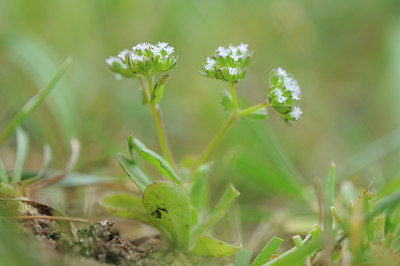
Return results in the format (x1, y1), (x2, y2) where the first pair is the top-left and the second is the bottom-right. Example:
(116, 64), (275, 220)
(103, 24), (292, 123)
(191, 235), (241, 257)
(100, 193), (151, 224)
(251, 235), (284, 266)
(190, 162), (212, 212)
(142, 181), (191, 249)
(221, 90), (233, 111)
(192, 184), (240, 239)
(324, 162), (336, 232)
(131, 138), (182, 185)
(152, 74), (170, 104)
(117, 153), (153, 193)
(234, 249), (253, 266)
(244, 107), (268, 120)
(11, 128), (29, 184)
(0, 159), (8, 183)
(0, 58), (72, 146)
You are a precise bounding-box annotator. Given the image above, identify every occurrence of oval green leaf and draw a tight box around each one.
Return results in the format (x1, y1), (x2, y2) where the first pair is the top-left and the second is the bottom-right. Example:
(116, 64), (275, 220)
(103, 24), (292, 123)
(142, 181), (191, 249)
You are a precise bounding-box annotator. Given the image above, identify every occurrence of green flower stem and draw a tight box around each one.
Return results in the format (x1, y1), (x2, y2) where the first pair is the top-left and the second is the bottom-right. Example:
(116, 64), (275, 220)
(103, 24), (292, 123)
(238, 101), (270, 117)
(189, 114), (238, 183)
(229, 82), (239, 113)
(140, 76), (179, 174)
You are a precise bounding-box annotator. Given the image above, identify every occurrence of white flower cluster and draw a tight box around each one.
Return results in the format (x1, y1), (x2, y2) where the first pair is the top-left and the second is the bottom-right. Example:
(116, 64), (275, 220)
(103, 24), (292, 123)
(269, 67), (302, 121)
(106, 42), (177, 77)
(201, 43), (252, 83)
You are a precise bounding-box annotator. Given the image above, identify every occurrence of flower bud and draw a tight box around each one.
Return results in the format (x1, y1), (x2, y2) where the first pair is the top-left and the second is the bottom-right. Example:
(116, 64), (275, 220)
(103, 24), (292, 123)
(268, 68), (302, 122)
(106, 42), (177, 78)
(200, 43), (252, 83)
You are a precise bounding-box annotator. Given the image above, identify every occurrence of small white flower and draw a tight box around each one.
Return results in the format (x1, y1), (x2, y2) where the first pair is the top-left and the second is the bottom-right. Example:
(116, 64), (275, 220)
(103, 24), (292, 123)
(216, 46), (230, 58)
(131, 54), (144, 62)
(205, 57), (216, 71)
(230, 53), (243, 62)
(151, 46), (162, 57)
(134, 43), (150, 52)
(238, 43), (248, 54)
(229, 45), (238, 55)
(117, 50), (130, 61)
(283, 77), (301, 100)
(164, 46), (174, 55)
(229, 67), (238, 75)
(275, 89), (287, 103)
(206, 57), (216, 66)
(105, 56), (120, 66)
(290, 106), (302, 120)
(157, 42), (168, 49)
(276, 67), (287, 77)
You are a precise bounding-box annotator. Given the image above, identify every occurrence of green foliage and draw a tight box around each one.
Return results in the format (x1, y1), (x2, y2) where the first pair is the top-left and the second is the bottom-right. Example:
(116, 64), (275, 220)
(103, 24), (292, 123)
(0, 57), (72, 146)
(116, 153), (152, 193)
(192, 235), (241, 257)
(251, 235), (283, 266)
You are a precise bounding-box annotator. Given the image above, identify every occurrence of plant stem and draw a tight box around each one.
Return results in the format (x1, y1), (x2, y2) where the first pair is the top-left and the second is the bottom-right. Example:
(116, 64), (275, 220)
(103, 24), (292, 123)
(238, 101), (270, 117)
(229, 82), (239, 113)
(140, 76), (179, 174)
(189, 113), (238, 183)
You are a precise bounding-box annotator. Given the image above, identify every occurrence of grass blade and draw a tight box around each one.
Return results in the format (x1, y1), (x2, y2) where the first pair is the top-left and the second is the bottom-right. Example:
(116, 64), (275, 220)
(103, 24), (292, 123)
(251, 235), (284, 266)
(11, 128), (29, 184)
(324, 162), (336, 232)
(0, 58), (72, 146)
(234, 249), (253, 266)
(0, 159), (8, 183)
(265, 239), (321, 266)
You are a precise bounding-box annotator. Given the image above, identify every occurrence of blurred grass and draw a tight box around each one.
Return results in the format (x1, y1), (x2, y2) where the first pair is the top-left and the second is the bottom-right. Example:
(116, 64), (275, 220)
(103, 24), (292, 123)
(1, 0), (400, 250)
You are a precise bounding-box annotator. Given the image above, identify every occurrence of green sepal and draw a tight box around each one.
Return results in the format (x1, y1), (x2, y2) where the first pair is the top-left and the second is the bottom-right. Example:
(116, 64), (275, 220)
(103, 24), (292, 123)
(152, 74), (170, 104)
(116, 153), (153, 193)
(215, 69), (225, 80)
(142, 180), (191, 249)
(131, 138), (182, 185)
(191, 235), (241, 257)
(100, 193), (152, 224)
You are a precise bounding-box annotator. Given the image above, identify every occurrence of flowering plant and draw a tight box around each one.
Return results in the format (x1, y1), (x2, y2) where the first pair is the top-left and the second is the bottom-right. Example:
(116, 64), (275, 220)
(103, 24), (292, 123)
(102, 42), (303, 258)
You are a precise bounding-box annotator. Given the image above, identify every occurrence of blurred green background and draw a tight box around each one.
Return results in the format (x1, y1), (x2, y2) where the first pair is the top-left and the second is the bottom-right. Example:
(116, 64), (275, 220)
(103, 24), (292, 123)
(1, 0), (400, 248)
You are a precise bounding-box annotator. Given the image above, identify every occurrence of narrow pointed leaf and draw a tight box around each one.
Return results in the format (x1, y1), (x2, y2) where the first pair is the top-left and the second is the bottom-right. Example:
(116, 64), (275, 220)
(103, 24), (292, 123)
(12, 128), (29, 184)
(0, 58), (71, 146)
(117, 153), (152, 193)
(234, 249), (253, 266)
(191, 235), (241, 257)
(142, 181), (191, 249)
(101, 193), (151, 224)
(190, 162), (211, 212)
(132, 138), (182, 184)
(251, 235), (284, 266)
(192, 184), (240, 239)
(152, 74), (170, 104)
